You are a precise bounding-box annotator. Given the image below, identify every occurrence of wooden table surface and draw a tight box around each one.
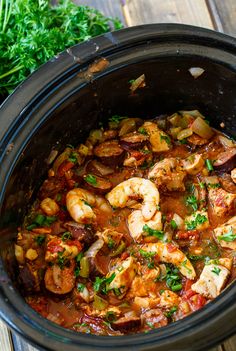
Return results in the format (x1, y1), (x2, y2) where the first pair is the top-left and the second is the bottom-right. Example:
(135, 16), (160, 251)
(2, 0), (236, 350)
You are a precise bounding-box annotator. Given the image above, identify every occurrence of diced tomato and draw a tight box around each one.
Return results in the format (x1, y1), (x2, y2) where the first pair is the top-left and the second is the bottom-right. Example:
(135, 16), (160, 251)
(67, 239), (83, 252)
(167, 243), (177, 253)
(120, 252), (129, 260)
(184, 289), (196, 299)
(57, 161), (75, 177)
(47, 238), (63, 253)
(189, 293), (206, 311)
(177, 230), (199, 240)
(184, 279), (193, 292)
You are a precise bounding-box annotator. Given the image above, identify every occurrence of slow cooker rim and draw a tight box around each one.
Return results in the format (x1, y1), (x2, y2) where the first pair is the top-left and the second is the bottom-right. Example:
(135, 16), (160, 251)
(1, 23), (236, 351)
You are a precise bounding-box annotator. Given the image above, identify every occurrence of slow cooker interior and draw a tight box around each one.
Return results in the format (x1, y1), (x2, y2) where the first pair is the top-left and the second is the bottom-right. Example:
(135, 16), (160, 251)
(1, 28), (236, 350)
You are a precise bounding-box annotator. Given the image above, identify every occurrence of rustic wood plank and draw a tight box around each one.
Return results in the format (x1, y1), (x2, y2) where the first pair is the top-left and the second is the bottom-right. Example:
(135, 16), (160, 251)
(73, 0), (125, 24)
(222, 334), (236, 351)
(206, 0), (236, 36)
(0, 320), (14, 351)
(122, 0), (214, 29)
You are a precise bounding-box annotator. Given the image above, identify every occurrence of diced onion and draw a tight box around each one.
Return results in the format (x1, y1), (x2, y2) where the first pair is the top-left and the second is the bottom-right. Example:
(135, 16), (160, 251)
(177, 128), (193, 140)
(218, 135), (236, 148)
(85, 238), (104, 258)
(188, 67), (205, 79)
(191, 117), (214, 139)
(172, 213), (184, 229)
(47, 150), (58, 165)
(130, 74), (146, 93)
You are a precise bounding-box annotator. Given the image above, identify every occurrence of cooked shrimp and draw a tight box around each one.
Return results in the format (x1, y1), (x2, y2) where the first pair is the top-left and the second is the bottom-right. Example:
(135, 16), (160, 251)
(40, 197), (59, 216)
(66, 188), (96, 223)
(141, 242), (196, 279)
(106, 177), (160, 220)
(44, 261), (76, 294)
(128, 209), (162, 242)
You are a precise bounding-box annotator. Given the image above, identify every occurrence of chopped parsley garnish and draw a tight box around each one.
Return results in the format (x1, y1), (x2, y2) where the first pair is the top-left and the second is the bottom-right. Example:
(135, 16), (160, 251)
(139, 249), (156, 258)
(185, 213), (207, 230)
(199, 182), (205, 189)
(77, 283), (85, 292)
(108, 238), (116, 249)
(211, 267), (221, 276)
(186, 195), (198, 211)
(34, 235), (46, 246)
(105, 311), (117, 322)
(157, 264), (182, 292)
(218, 227), (236, 242)
(84, 174), (97, 185)
(57, 250), (66, 269)
(170, 219), (178, 230)
(82, 200), (92, 208)
(109, 115), (126, 123)
(179, 139), (187, 144)
(138, 127), (148, 135)
(205, 159), (214, 171)
(74, 252), (84, 277)
(207, 183), (221, 189)
(160, 134), (171, 145)
(165, 306), (178, 318)
(93, 273), (116, 295)
(140, 148), (151, 154)
(181, 259), (193, 274)
(146, 321), (155, 329)
(143, 224), (164, 240)
(61, 231), (72, 241)
(188, 254), (205, 261)
(27, 214), (56, 230)
(68, 152), (78, 163)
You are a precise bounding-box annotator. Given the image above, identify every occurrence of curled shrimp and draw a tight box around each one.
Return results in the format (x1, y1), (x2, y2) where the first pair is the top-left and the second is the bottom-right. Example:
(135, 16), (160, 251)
(128, 209), (162, 242)
(106, 177), (160, 220)
(141, 242), (196, 279)
(66, 188), (96, 224)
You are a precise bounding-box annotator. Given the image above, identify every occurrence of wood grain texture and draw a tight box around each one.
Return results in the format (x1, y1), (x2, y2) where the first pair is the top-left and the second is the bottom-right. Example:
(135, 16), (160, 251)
(222, 335), (236, 351)
(122, 0), (214, 28)
(73, 0), (125, 23)
(0, 320), (13, 351)
(206, 0), (236, 35)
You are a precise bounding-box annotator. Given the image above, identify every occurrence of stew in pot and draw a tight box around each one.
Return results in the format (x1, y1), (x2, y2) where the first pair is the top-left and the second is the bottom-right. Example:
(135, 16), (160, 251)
(15, 110), (236, 335)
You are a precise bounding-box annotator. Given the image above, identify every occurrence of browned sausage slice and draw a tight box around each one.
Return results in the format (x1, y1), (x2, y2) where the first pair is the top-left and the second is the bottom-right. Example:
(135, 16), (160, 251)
(94, 140), (124, 166)
(84, 174), (112, 194)
(214, 148), (236, 172)
(111, 316), (141, 331)
(44, 261), (75, 294)
(120, 132), (149, 151)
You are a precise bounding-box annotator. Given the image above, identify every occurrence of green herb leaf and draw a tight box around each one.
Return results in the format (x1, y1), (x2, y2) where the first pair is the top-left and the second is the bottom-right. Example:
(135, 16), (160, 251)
(139, 249), (156, 258)
(0, 1), (122, 97)
(160, 134), (171, 145)
(207, 183), (221, 189)
(165, 306), (178, 318)
(143, 224), (164, 240)
(108, 115), (126, 123)
(211, 267), (221, 275)
(218, 227), (236, 242)
(170, 219), (178, 230)
(93, 272), (116, 294)
(205, 159), (214, 171)
(77, 283), (85, 292)
(68, 152), (78, 163)
(185, 213), (207, 231)
(35, 235), (46, 246)
(138, 127), (148, 135)
(62, 231), (72, 241)
(84, 174), (97, 185)
(186, 195), (198, 212)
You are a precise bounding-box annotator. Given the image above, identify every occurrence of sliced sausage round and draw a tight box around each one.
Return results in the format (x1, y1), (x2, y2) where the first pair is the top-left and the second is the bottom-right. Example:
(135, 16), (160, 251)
(94, 140), (124, 166)
(120, 132), (149, 151)
(214, 148), (236, 172)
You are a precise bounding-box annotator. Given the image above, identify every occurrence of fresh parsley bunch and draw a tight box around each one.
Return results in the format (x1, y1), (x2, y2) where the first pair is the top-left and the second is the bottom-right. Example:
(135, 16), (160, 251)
(0, 0), (122, 97)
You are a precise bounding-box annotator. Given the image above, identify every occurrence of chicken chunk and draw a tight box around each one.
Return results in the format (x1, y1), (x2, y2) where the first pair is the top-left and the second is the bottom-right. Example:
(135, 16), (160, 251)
(208, 188), (236, 217)
(107, 257), (137, 297)
(148, 158), (186, 191)
(128, 266), (160, 298)
(231, 168), (236, 184)
(185, 210), (210, 231)
(182, 154), (204, 175)
(143, 121), (171, 152)
(45, 237), (82, 262)
(214, 216), (236, 250)
(141, 242), (196, 279)
(191, 260), (231, 299)
(128, 209), (162, 242)
(159, 290), (180, 308)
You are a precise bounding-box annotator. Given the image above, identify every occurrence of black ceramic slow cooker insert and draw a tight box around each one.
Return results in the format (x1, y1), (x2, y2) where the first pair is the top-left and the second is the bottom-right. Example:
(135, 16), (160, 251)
(0, 24), (236, 351)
